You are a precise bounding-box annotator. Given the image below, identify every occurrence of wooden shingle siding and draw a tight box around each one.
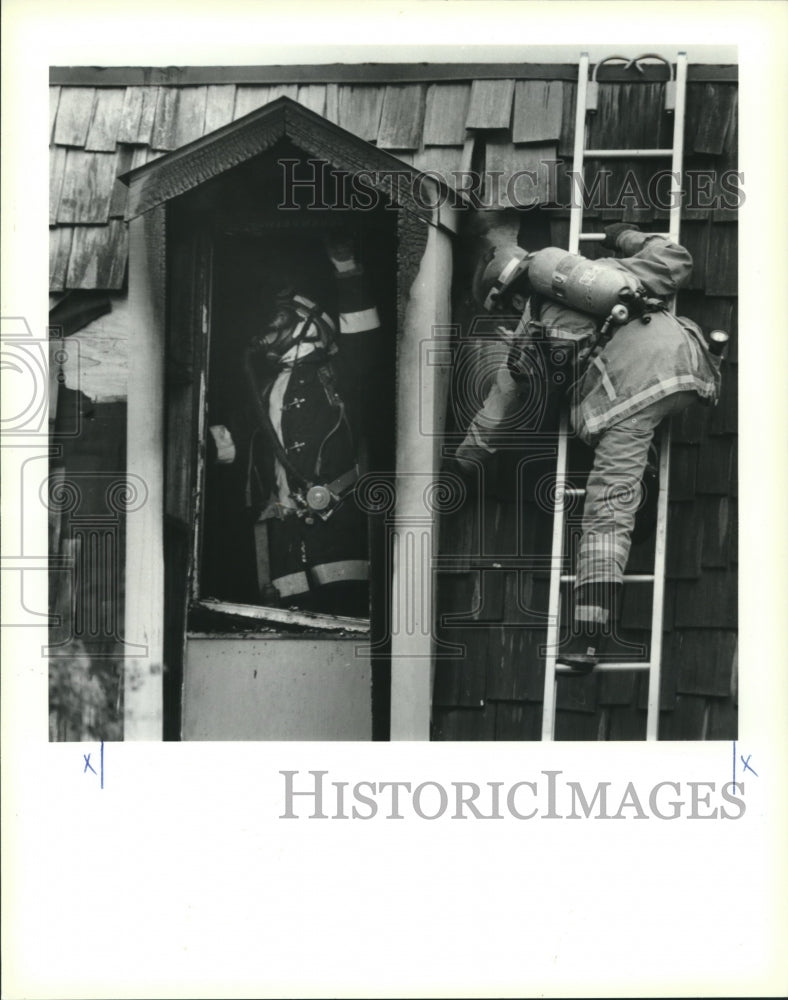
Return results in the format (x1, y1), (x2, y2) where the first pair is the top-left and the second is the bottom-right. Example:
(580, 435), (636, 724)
(49, 146), (68, 226)
(85, 88), (126, 152)
(484, 139), (556, 207)
(203, 84), (237, 133)
(49, 226), (73, 292)
(658, 693), (708, 740)
(708, 365), (737, 436)
(585, 82), (669, 151)
(173, 87), (209, 148)
(295, 84), (326, 117)
(150, 87), (180, 150)
(412, 145), (464, 176)
(465, 78), (515, 130)
(422, 83), (471, 145)
(670, 440), (701, 496)
(56, 150), (117, 224)
(49, 87), (61, 141)
(323, 83), (340, 124)
(377, 85), (426, 150)
(695, 435), (734, 495)
(673, 570), (738, 629)
(116, 86), (159, 144)
(337, 86), (384, 142)
(108, 147), (135, 219)
(54, 87), (96, 146)
(704, 223), (738, 295)
(66, 222), (129, 290)
(234, 84), (298, 120)
(666, 502), (705, 578)
(512, 81), (563, 143)
(700, 496), (733, 568)
(686, 83), (737, 156)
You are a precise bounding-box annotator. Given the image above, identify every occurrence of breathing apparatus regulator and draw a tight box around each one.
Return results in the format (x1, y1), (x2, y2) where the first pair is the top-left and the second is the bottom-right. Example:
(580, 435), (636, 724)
(248, 290), (338, 367)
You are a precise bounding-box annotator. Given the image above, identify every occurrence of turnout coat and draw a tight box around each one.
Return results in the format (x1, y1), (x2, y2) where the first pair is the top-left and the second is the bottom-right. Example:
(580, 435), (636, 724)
(205, 261), (383, 616)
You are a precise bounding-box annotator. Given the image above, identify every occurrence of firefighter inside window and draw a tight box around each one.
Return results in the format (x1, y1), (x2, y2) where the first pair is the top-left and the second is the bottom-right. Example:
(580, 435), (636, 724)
(455, 224), (725, 671)
(203, 230), (383, 621)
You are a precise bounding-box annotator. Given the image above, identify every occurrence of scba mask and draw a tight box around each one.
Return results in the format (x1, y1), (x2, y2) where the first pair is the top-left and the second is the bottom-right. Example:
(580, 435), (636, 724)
(252, 293), (338, 365)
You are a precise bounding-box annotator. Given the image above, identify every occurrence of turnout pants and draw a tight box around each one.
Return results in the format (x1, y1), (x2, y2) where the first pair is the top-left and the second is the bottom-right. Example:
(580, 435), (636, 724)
(575, 390), (696, 622)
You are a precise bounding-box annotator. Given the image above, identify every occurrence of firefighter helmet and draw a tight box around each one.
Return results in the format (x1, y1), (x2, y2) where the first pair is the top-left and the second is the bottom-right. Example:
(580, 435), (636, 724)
(472, 245), (530, 313)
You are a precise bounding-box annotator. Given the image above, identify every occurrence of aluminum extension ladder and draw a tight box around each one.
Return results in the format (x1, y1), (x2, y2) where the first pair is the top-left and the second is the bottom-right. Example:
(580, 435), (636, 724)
(541, 52), (689, 741)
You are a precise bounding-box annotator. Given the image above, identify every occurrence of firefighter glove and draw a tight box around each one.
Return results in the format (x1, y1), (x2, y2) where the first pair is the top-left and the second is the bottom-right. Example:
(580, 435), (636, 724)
(602, 222), (639, 250)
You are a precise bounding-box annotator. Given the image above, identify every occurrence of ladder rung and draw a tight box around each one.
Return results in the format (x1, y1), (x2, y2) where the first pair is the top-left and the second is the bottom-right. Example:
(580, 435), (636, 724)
(558, 573), (656, 583)
(583, 148), (674, 159)
(555, 660), (652, 674)
(579, 232), (671, 242)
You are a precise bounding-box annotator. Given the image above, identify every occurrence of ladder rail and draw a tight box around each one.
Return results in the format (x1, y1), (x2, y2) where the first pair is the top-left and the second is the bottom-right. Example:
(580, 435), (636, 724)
(541, 52), (688, 742)
(646, 51), (688, 739)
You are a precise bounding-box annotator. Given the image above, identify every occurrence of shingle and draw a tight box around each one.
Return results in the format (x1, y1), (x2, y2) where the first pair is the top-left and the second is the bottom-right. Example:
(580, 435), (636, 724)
(337, 86), (384, 142)
(65, 221), (129, 290)
(673, 569), (737, 628)
(585, 82), (669, 152)
(704, 222), (737, 295)
(85, 88), (126, 152)
(708, 362), (737, 436)
(484, 140), (557, 208)
(108, 146), (135, 219)
(557, 81), (577, 158)
(49, 87), (61, 141)
(685, 83), (736, 156)
(556, 672), (598, 713)
(324, 84), (339, 124)
(295, 84), (326, 118)
(666, 501), (704, 578)
(422, 83), (471, 145)
(672, 400), (709, 444)
(657, 693), (708, 740)
(680, 154), (716, 222)
(700, 496), (733, 568)
(465, 79), (514, 130)
(670, 628), (737, 697)
(116, 86), (159, 144)
(607, 703), (647, 740)
(377, 85), (425, 150)
(432, 705), (497, 741)
(679, 220), (710, 290)
(49, 226), (73, 292)
(512, 80), (563, 143)
(173, 87), (208, 148)
(150, 87), (179, 150)
(53, 87), (96, 146)
(203, 84), (236, 135)
(597, 669), (637, 706)
(56, 150), (117, 224)
(706, 696), (737, 740)
(493, 701), (542, 740)
(668, 443), (698, 501)
(49, 146), (68, 225)
(696, 436), (733, 495)
(233, 84), (298, 120)
(554, 709), (605, 741)
(412, 145), (464, 178)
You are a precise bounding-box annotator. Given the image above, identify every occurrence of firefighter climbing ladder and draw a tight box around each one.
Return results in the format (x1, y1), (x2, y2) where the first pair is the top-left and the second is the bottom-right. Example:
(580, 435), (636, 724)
(541, 52), (689, 741)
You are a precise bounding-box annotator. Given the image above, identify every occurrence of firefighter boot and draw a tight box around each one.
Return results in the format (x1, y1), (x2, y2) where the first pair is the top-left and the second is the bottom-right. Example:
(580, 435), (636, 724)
(557, 583), (621, 673)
